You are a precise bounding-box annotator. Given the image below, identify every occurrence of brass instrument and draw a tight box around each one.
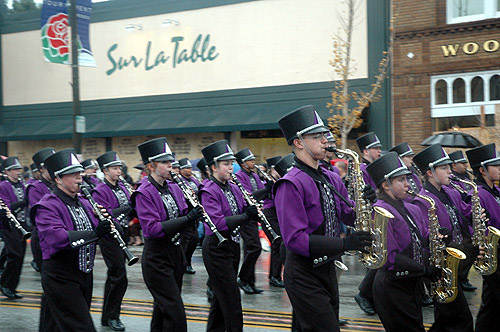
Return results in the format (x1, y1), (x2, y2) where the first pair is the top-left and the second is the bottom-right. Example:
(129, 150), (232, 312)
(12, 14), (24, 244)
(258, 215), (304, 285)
(230, 174), (281, 243)
(170, 171), (227, 246)
(81, 187), (139, 266)
(449, 181), (467, 195)
(408, 190), (466, 303)
(119, 175), (134, 196)
(0, 198), (31, 240)
(332, 148), (393, 269)
(450, 175), (500, 275)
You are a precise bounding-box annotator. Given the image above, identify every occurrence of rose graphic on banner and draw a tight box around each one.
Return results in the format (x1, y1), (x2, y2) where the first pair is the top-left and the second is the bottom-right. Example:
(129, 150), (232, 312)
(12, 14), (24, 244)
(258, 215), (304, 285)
(41, 13), (70, 64)
(41, 0), (95, 67)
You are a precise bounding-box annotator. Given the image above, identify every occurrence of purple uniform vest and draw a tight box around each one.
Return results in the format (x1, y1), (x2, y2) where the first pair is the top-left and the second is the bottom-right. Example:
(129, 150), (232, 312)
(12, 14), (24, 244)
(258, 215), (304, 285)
(92, 181), (131, 211)
(360, 163), (377, 190)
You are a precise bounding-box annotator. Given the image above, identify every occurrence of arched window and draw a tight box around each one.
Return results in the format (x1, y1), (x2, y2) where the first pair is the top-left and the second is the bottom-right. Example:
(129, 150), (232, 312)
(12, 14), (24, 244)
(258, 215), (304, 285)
(453, 78), (465, 103)
(490, 74), (500, 101)
(471, 76), (484, 102)
(435, 79), (448, 104)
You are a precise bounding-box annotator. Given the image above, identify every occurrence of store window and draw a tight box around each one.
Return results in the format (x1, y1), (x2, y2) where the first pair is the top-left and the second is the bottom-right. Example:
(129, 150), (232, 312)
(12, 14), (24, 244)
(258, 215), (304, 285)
(431, 70), (500, 131)
(447, 0), (500, 24)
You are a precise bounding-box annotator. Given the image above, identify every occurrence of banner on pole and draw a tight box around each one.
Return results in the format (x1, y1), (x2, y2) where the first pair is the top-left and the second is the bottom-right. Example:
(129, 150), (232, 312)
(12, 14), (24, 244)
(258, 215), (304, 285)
(41, 0), (96, 67)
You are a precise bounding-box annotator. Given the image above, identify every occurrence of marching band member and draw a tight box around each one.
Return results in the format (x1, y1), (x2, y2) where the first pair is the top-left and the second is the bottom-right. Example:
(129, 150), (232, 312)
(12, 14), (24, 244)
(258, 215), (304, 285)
(0, 157), (28, 299)
(274, 105), (373, 332)
(81, 159), (101, 190)
(32, 149), (115, 331)
(132, 137), (202, 332)
(366, 152), (434, 332)
(465, 144), (500, 332)
(449, 151), (473, 194)
(199, 140), (258, 332)
(178, 158), (201, 275)
(390, 142), (423, 193)
(93, 151), (133, 331)
(412, 144), (475, 332)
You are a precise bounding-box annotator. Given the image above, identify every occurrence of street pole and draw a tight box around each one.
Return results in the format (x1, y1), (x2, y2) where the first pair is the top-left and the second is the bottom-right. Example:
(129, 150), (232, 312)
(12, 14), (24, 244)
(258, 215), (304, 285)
(69, 0), (82, 154)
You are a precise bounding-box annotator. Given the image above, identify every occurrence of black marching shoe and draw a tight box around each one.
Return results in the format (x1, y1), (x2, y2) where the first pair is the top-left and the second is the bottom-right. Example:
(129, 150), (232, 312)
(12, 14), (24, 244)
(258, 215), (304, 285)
(421, 294), (433, 307)
(461, 280), (477, 292)
(238, 278), (256, 294)
(250, 283), (263, 294)
(354, 293), (375, 315)
(31, 260), (40, 272)
(185, 266), (196, 274)
(269, 276), (285, 288)
(0, 286), (19, 299)
(339, 318), (348, 326)
(206, 287), (214, 302)
(103, 318), (125, 331)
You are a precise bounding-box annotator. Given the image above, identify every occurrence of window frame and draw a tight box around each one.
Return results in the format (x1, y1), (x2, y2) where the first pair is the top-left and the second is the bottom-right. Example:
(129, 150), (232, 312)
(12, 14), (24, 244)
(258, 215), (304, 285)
(447, 0), (499, 24)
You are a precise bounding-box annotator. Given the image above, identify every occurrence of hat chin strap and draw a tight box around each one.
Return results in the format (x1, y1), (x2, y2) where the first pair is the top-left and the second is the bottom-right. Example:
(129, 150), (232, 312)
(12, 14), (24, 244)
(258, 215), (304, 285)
(56, 175), (79, 196)
(297, 132), (317, 162)
(482, 165), (493, 183)
(429, 165), (442, 187)
(387, 178), (398, 200)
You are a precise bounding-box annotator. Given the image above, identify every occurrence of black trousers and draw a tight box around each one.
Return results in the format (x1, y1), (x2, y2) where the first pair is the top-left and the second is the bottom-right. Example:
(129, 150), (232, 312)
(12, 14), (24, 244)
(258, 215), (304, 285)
(429, 284), (473, 332)
(284, 250), (340, 332)
(262, 208), (284, 280)
(238, 218), (262, 284)
(99, 228), (128, 324)
(142, 238), (187, 332)
(180, 223), (198, 266)
(475, 254), (500, 332)
(202, 234), (242, 332)
(0, 228), (26, 291)
(31, 227), (43, 272)
(41, 255), (96, 332)
(358, 268), (376, 300)
(373, 269), (425, 332)
(0, 246), (6, 268)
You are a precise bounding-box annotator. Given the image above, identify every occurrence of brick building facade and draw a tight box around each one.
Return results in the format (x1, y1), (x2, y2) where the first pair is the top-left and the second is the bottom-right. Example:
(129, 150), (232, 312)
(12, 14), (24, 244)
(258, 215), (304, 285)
(393, 0), (500, 152)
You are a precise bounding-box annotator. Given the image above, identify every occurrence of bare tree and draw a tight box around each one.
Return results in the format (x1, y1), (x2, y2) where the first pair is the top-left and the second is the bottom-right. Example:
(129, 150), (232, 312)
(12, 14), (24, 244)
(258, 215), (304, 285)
(327, 0), (393, 149)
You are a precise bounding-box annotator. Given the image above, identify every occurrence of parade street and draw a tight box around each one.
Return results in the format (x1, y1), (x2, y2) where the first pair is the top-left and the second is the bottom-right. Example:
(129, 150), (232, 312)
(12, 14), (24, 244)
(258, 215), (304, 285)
(0, 241), (484, 332)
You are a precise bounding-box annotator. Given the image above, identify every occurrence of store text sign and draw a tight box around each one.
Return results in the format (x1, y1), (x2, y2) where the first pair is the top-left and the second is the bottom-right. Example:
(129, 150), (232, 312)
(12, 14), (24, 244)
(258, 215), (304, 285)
(441, 39), (499, 57)
(106, 34), (219, 75)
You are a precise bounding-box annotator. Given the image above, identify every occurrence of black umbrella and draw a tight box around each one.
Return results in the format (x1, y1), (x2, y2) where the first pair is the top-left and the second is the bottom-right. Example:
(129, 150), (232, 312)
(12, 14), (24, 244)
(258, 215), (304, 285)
(421, 131), (482, 148)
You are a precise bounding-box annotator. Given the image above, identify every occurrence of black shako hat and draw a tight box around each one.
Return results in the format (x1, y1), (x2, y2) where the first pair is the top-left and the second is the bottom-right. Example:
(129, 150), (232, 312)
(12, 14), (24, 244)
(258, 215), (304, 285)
(32, 147), (56, 169)
(30, 163), (38, 172)
(178, 158), (193, 169)
(45, 149), (84, 179)
(235, 148), (256, 164)
(366, 152), (411, 187)
(356, 132), (382, 151)
(466, 143), (500, 169)
(413, 144), (452, 174)
(196, 158), (208, 172)
(274, 153), (295, 177)
(81, 159), (98, 169)
(2, 157), (23, 171)
(448, 150), (468, 164)
(138, 137), (174, 165)
(96, 151), (122, 169)
(201, 140), (236, 165)
(278, 105), (329, 145)
(390, 142), (414, 158)
(266, 156), (282, 168)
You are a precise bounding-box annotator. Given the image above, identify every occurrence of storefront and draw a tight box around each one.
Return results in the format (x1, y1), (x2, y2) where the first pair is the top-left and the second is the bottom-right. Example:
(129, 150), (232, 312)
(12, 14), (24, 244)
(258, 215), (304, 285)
(1, 0), (391, 179)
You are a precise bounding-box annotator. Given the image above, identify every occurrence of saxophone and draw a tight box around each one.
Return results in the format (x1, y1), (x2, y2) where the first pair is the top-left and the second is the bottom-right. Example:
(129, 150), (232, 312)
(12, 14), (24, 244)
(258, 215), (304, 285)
(331, 147), (393, 269)
(408, 191), (466, 303)
(450, 175), (500, 275)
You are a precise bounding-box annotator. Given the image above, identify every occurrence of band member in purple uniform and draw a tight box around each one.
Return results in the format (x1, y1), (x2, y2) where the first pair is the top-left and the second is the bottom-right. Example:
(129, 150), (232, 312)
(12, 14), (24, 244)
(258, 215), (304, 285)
(93, 151), (133, 331)
(465, 144), (500, 332)
(178, 158), (201, 275)
(412, 144), (475, 332)
(199, 140), (258, 332)
(366, 152), (438, 332)
(321, 132), (340, 175)
(81, 159), (101, 190)
(0, 157), (28, 299)
(32, 149), (114, 331)
(30, 163), (41, 181)
(132, 137), (202, 332)
(390, 142), (423, 193)
(197, 158), (211, 185)
(449, 151), (473, 194)
(27, 148), (56, 274)
(234, 147), (273, 294)
(274, 105), (373, 332)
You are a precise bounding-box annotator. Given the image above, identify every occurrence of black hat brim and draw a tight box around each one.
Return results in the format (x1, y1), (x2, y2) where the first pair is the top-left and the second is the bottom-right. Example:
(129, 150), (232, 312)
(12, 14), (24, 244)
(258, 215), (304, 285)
(432, 159), (453, 168)
(302, 125), (330, 136)
(484, 158), (500, 166)
(58, 165), (84, 176)
(151, 154), (175, 162)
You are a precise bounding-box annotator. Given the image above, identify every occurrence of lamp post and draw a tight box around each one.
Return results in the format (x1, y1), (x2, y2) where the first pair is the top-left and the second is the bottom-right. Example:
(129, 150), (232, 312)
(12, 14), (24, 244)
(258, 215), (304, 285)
(69, 0), (82, 154)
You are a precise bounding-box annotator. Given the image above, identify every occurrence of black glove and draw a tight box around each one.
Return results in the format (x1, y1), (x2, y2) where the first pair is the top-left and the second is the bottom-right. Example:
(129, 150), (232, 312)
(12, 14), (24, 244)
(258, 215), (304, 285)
(424, 265), (442, 282)
(362, 185), (377, 203)
(342, 231), (372, 252)
(187, 206), (204, 222)
(0, 208), (7, 220)
(245, 205), (259, 220)
(438, 227), (452, 245)
(265, 181), (274, 192)
(95, 219), (112, 238)
(11, 199), (27, 210)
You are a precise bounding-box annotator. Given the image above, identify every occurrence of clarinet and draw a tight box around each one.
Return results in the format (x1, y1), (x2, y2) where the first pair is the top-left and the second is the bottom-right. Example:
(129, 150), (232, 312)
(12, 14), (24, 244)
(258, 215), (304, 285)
(254, 165), (277, 183)
(170, 172), (227, 246)
(0, 198), (31, 240)
(119, 175), (134, 196)
(230, 174), (281, 243)
(80, 187), (139, 266)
